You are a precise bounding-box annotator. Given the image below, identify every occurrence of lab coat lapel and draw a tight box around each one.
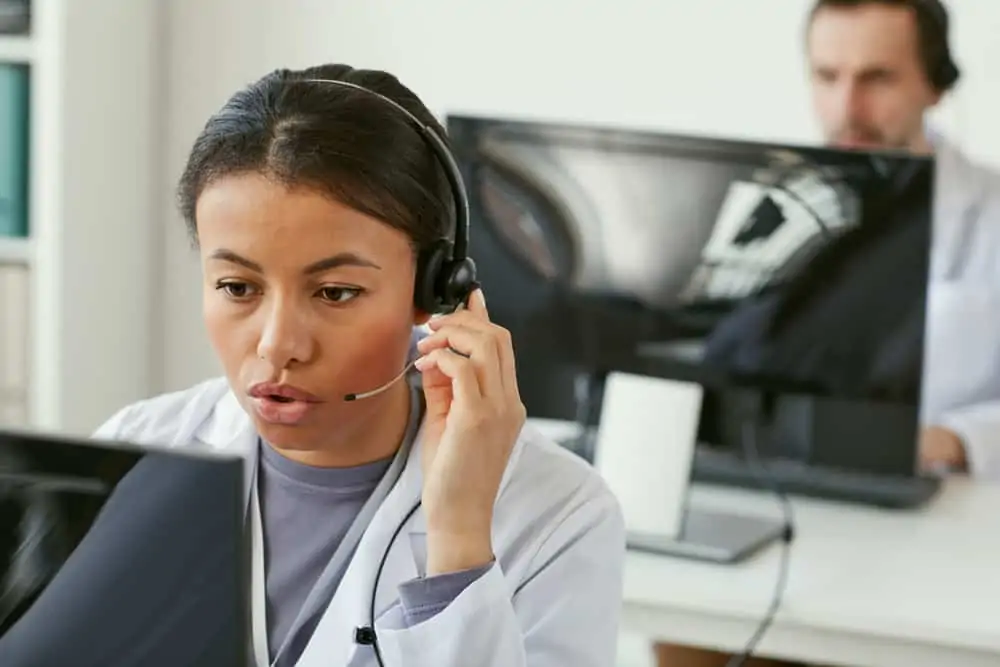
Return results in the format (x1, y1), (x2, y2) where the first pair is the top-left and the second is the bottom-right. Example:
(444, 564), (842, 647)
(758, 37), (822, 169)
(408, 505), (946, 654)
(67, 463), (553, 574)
(191, 385), (531, 667)
(931, 140), (984, 280)
(294, 427), (425, 667)
(294, 421), (530, 666)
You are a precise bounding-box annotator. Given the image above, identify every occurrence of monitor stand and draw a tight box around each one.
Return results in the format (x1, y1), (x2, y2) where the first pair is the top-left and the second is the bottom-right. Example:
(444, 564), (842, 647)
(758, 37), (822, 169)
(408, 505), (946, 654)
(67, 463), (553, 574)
(590, 373), (787, 565)
(627, 506), (786, 564)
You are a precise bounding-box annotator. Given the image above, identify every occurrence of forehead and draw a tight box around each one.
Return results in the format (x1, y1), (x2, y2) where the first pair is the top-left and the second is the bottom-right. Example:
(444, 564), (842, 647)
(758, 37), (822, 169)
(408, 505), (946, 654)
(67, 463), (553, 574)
(808, 5), (922, 72)
(194, 172), (411, 262)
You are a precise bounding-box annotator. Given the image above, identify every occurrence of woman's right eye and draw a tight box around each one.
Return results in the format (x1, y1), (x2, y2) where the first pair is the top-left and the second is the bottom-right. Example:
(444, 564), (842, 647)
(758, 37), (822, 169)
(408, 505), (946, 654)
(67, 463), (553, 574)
(216, 281), (258, 300)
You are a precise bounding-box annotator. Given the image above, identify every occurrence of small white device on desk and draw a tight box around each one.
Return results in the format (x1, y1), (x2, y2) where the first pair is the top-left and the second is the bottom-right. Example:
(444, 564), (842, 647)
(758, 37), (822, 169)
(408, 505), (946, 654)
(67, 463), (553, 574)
(592, 372), (785, 563)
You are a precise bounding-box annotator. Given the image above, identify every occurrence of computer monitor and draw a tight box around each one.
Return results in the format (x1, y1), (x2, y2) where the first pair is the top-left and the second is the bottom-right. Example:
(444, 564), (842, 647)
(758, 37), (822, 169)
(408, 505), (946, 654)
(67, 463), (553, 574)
(0, 430), (248, 666)
(447, 114), (935, 503)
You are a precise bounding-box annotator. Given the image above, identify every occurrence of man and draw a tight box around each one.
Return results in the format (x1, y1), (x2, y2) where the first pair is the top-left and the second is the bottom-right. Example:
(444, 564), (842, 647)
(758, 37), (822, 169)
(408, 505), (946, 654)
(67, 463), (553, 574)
(806, 0), (1000, 480)
(656, 1), (1000, 665)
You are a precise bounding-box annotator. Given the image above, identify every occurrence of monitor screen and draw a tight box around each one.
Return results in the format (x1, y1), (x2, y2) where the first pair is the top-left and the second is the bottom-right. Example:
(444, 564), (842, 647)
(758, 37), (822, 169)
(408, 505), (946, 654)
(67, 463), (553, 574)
(0, 431), (248, 667)
(447, 115), (933, 474)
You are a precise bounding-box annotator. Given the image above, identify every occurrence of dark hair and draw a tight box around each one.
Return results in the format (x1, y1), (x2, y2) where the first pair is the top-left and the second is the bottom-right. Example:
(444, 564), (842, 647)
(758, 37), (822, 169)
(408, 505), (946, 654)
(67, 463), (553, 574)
(176, 64), (454, 251)
(808, 0), (960, 91)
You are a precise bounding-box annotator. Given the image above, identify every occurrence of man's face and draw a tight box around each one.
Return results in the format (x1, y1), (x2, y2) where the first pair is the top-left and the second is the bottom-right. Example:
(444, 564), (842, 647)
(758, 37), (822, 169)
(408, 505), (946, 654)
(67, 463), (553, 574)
(807, 4), (942, 152)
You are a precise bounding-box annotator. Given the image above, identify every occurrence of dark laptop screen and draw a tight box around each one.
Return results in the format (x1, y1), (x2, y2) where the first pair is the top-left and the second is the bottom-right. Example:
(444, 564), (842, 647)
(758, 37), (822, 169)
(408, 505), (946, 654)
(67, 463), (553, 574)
(0, 431), (248, 667)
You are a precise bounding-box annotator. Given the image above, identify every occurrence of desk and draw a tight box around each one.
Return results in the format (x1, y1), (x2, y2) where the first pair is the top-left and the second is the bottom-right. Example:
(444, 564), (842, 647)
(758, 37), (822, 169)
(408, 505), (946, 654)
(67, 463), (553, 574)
(529, 419), (1000, 667)
(629, 481), (1000, 667)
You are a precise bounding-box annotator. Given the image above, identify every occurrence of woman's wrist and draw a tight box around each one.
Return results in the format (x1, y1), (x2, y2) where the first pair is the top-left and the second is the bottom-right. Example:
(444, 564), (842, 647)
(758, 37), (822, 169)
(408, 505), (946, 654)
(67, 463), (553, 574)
(425, 523), (494, 576)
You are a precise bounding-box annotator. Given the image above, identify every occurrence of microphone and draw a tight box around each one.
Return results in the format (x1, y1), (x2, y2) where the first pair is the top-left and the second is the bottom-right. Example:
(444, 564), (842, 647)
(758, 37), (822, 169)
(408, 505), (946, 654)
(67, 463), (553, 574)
(343, 359), (417, 402)
(342, 346), (471, 402)
(345, 306), (471, 402)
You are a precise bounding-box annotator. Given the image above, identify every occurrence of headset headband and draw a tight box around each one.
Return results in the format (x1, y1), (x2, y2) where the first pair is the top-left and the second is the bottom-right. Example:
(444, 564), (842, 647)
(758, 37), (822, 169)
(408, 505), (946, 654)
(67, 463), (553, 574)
(297, 78), (470, 261)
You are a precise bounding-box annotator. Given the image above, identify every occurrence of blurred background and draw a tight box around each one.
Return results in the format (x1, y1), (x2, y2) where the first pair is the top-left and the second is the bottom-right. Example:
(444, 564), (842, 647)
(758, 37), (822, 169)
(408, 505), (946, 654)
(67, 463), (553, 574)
(1, 2), (998, 665)
(4, 0), (1000, 435)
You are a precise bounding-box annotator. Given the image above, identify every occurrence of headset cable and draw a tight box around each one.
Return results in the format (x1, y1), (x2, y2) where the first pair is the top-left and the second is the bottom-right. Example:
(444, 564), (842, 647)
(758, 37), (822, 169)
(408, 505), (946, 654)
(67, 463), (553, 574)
(725, 420), (796, 667)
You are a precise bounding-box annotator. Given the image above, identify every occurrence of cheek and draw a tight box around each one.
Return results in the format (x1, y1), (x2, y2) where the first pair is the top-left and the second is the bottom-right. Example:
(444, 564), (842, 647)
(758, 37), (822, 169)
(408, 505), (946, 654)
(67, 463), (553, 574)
(321, 315), (414, 391)
(811, 90), (839, 126)
(873, 87), (919, 122)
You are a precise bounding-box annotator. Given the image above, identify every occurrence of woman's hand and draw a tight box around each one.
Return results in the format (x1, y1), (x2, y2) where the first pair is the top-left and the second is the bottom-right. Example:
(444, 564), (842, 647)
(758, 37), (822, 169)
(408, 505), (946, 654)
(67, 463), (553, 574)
(414, 289), (526, 575)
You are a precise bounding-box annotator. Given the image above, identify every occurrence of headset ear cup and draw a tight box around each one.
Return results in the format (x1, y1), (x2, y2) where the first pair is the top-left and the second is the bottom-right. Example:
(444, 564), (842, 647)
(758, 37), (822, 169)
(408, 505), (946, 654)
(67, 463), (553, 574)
(442, 257), (479, 308)
(414, 240), (450, 314)
(938, 58), (960, 91)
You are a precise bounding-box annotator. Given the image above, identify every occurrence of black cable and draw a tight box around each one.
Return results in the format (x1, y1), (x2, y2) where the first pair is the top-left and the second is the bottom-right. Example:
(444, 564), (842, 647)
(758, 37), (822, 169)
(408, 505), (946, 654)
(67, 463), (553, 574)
(366, 500), (422, 667)
(725, 421), (795, 667)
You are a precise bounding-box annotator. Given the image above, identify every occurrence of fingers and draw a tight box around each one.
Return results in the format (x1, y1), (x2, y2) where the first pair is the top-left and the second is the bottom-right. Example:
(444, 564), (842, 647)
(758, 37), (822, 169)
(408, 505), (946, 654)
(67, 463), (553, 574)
(466, 288), (488, 318)
(417, 324), (504, 399)
(424, 290), (521, 405)
(428, 289), (488, 328)
(415, 347), (482, 408)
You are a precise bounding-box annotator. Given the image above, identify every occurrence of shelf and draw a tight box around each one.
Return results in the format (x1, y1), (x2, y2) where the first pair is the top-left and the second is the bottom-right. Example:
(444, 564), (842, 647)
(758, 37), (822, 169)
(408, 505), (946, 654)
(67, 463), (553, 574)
(0, 34), (32, 64)
(0, 236), (31, 264)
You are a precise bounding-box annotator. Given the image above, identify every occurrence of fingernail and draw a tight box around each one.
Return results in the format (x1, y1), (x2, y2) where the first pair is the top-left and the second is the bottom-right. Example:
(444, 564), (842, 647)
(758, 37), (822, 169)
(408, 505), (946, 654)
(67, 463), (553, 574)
(414, 355), (429, 370)
(475, 289), (486, 308)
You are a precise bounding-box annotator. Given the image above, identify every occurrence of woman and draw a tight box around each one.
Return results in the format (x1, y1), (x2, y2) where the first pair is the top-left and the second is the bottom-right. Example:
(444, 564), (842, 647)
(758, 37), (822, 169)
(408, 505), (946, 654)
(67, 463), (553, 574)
(93, 64), (625, 667)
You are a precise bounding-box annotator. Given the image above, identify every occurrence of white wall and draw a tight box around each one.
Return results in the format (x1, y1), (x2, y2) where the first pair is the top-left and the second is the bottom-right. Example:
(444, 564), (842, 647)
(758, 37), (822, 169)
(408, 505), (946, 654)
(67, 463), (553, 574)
(157, 0), (1000, 393)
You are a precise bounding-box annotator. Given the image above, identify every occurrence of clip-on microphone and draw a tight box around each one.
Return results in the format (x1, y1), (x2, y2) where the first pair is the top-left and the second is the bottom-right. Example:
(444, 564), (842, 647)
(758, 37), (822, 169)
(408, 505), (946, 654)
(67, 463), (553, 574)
(343, 360), (419, 402)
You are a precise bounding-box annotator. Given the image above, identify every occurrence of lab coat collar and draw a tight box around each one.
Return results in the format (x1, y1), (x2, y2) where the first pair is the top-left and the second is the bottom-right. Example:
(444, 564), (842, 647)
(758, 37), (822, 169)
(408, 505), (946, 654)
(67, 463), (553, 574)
(193, 389), (425, 665)
(189, 385), (528, 667)
(924, 128), (986, 198)
(294, 431), (426, 666)
(907, 127), (992, 280)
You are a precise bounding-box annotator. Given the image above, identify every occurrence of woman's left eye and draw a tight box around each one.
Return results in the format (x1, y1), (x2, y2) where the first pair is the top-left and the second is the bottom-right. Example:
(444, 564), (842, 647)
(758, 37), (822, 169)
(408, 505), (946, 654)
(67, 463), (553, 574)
(318, 286), (362, 304)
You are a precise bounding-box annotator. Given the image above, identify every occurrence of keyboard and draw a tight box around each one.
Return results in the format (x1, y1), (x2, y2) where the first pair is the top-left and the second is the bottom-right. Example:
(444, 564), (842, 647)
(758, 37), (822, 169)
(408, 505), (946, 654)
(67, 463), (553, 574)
(692, 448), (942, 509)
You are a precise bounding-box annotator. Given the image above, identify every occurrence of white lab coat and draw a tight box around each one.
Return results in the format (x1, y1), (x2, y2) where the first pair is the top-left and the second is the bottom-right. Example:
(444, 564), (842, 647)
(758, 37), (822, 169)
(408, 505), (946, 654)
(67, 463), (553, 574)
(924, 139), (1000, 480)
(92, 377), (625, 667)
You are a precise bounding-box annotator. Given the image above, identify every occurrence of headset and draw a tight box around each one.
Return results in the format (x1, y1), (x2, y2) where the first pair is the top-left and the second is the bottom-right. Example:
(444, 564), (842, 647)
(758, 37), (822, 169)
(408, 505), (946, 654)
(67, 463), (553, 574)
(293, 78), (477, 666)
(298, 78), (478, 317)
(296, 78), (479, 403)
(912, 0), (961, 90)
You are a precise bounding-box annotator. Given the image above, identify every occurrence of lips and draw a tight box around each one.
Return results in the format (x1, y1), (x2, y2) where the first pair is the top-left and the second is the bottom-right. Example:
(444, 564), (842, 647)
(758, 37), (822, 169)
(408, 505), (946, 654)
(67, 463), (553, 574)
(247, 382), (322, 425)
(248, 382), (321, 403)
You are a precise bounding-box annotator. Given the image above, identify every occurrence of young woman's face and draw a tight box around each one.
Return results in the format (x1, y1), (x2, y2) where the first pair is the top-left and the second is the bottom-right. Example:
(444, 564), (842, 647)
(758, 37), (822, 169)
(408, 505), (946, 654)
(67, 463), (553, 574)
(196, 172), (423, 452)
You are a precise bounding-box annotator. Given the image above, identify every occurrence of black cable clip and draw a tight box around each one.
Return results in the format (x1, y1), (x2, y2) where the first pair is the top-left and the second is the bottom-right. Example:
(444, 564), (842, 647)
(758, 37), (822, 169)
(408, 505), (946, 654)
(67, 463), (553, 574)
(354, 626), (377, 646)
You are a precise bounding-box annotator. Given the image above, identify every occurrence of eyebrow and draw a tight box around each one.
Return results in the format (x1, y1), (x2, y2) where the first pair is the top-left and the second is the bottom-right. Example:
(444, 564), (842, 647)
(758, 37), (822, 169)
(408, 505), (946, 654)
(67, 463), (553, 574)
(208, 249), (382, 274)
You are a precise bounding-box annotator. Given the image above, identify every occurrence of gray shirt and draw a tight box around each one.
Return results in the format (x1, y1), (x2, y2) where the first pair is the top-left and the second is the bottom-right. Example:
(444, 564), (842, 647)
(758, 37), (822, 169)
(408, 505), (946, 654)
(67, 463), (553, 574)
(259, 380), (490, 666)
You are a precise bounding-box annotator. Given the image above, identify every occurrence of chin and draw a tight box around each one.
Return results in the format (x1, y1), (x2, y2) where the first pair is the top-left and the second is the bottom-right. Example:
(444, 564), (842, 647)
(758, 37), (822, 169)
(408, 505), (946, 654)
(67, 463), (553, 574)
(254, 419), (346, 455)
(255, 421), (303, 445)
(235, 393), (323, 447)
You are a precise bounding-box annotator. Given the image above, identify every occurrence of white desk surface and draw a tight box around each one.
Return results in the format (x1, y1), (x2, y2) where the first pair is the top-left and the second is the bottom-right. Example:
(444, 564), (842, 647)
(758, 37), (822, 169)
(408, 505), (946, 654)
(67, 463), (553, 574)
(528, 418), (1000, 667)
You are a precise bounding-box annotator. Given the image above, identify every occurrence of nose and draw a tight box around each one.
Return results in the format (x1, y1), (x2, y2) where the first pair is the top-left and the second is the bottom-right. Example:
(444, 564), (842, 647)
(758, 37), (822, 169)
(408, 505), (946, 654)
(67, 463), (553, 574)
(833, 80), (867, 126)
(256, 295), (314, 370)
